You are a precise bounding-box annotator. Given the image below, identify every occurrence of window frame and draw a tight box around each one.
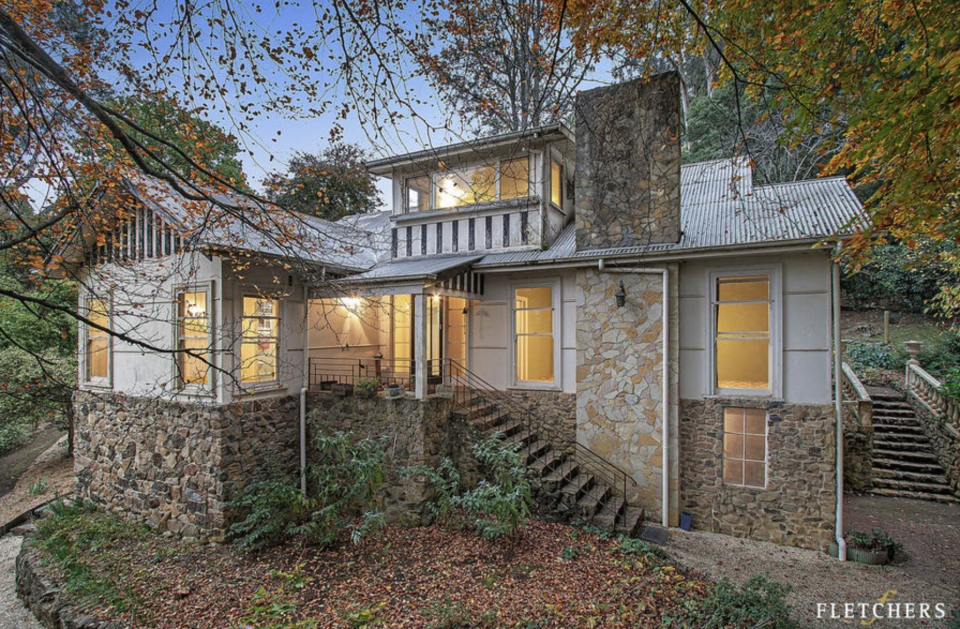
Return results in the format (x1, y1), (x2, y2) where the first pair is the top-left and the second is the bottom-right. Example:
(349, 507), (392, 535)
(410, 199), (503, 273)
(706, 265), (782, 398)
(509, 278), (561, 390)
(239, 293), (282, 388)
(550, 159), (564, 208)
(80, 290), (112, 389)
(173, 282), (215, 396)
(402, 155), (534, 214)
(722, 406), (769, 489)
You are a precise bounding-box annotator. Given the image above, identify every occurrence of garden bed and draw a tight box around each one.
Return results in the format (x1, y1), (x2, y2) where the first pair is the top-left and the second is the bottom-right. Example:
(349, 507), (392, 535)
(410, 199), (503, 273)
(17, 504), (797, 629)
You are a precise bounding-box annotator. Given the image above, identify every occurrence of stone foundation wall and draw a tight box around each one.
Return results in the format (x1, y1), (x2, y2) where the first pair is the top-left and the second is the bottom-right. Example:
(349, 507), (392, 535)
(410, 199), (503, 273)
(73, 390), (298, 540)
(306, 393), (456, 525)
(910, 394), (960, 496)
(844, 429), (873, 492)
(679, 398), (836, 550)
(501, 390), (576, 452)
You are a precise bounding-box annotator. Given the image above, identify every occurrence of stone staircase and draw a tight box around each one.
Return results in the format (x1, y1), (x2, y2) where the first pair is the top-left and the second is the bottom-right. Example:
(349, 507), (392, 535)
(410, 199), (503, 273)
(870, 392), (958, 503)
(452, 395), (646, 536)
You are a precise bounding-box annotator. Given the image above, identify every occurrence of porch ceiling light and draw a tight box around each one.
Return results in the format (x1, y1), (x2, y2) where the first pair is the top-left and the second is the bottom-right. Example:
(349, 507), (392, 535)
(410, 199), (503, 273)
(342, 297), (361, 315)
(615, 280), (627, 308)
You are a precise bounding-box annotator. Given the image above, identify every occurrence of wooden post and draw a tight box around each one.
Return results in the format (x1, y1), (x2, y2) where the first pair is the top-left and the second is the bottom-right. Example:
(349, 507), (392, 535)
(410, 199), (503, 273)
(883, 310), (890, 344)
(414, 293), (427, 400)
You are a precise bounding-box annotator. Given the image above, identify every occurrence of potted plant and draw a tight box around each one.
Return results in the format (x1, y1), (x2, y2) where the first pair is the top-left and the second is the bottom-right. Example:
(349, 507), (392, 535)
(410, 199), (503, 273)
(383, 383), (403, 400)
(843, 529), (902, 565)
(435, 383), (455, 399)
(355, 377), (380, 399)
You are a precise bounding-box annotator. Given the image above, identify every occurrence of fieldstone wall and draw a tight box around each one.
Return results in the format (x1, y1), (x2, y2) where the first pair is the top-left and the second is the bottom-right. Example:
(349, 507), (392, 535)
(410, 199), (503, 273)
(909, 396), (960, 496)
(502, 390), (576, 452)
(306, 393), (456, 526)
(844, 429), (873, 492)
(73, 390), (298, 540)
(575, 72), (682, 250)
(679, 398), (836, 550)
(576, 267), (680, 522)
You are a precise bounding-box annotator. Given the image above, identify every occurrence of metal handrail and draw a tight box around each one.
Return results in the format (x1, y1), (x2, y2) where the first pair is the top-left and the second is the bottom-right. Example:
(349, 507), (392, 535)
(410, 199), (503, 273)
(444, 358), (637, 500)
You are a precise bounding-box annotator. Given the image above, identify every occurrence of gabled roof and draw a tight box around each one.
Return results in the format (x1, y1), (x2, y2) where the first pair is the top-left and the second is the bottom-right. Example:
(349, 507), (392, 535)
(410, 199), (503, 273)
(118, 174), (381, 272)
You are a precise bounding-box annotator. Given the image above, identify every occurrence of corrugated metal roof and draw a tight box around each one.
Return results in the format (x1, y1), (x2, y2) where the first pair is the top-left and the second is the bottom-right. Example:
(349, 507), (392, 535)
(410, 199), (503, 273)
(340, 254), (484, 283)
(123, 174), (379, 271)
(476, 158), (866, 266)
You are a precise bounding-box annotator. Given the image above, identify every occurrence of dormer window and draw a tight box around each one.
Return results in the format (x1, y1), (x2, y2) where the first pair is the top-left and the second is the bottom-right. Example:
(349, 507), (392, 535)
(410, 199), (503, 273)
(402, 156), (531, 213)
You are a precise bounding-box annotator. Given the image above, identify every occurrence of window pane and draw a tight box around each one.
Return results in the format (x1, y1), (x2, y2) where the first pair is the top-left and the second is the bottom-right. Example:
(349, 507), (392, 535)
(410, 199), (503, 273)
(436, 166), (495, 208)
(723, 433), (744, 459)
(744, 409), (766, 434)
(500, 158), (529, 200)
(180, 337), (209, 386)
(516, 309), (552, 335)
(406, 176), (430, 212)
(241, 341), (277, 382)
(87, 338), (109, 379)
(515, 286), (552, 309)
(716, 339), (769, 389)
(393, 295), (412, 362)
(717, 302), (769, 334)
(723, 407), (744, 433)
(717, 276), (769, 302)
(181, 291), (207, 318)
(516, 335), (553, 382)
(243, 297), (277, 318)
(723, 460), (743, 485)
(745, 435), (766, 461)
(744, 461), (766, 487)
(551, 161), (562, 206)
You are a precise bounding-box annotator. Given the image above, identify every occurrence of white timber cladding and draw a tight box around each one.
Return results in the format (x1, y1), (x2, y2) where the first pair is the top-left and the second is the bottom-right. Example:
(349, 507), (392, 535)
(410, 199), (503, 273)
(76, 252), (309, 405)
(678, 251), (833, 404)
(469, 270), (577, 393)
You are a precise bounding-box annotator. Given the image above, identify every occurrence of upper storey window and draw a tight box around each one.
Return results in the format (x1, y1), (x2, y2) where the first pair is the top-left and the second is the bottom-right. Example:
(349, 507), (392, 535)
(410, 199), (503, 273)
(403, 157), (530, 213)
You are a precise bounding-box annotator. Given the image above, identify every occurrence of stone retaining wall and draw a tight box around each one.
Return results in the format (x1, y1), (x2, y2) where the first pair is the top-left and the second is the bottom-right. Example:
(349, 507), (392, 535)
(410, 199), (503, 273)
(306, 393), (457, 526)
(843, 429), (873, 492)
(910, 395), (960, 496)
(73, 390), (298, 540)
(501, 390), (576, 453)
(16, 542), (127, 629)
(679, 398), (836, 550)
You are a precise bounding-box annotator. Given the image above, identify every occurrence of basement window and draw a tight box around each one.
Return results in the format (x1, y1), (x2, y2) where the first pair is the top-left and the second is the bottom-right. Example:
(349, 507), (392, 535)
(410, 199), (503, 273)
(723, 407), (767, 488)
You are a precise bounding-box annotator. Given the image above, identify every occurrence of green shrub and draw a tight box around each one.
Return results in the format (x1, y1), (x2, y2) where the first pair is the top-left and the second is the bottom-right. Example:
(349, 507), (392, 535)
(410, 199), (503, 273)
(0, 346), (75, 453)
(846, 342), (897, 370)
(846, 528), (902, 555)
(410, 433), (532, 540)
(229, 430), (386, 551)
(940, 368), (960, 399)
(663, 574), (795, 629)
(355, 377), (380, 395)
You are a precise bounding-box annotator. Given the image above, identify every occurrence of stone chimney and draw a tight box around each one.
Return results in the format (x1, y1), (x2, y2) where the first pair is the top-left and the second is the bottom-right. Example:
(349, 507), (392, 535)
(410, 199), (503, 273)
(575, 72), (682, 250)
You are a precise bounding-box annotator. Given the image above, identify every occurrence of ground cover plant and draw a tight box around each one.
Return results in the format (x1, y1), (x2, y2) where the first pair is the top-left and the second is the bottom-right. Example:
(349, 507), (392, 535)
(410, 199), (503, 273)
(29, 504), (798, 629)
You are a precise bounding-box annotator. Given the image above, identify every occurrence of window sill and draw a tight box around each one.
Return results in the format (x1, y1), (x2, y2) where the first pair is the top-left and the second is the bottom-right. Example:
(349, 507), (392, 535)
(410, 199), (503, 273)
(235, 385), (287, 398)
(393, 196), (540, 223)
(80, 381), (112, 391)
(508, 384), (562, 393)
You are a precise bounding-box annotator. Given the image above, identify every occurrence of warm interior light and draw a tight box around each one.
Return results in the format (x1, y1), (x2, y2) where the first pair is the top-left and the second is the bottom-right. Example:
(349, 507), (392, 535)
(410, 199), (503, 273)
(341, 297), (361, 314)
(432, 293), (441, 303)
(185, 301), (206, 317)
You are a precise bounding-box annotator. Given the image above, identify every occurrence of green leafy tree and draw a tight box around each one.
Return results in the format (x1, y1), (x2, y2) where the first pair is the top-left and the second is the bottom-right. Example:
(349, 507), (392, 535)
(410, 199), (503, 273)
(263, 143), (380, 220)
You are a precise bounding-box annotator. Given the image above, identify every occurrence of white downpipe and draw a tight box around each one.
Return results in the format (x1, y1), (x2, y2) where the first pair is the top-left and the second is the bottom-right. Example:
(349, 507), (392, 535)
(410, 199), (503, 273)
(832, 257), (846, 561)
(300, 285), (309, 498)
(599, 261), (671, 527)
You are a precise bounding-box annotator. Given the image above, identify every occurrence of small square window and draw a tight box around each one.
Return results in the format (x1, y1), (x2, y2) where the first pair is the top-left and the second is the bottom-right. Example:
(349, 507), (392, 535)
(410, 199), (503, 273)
(723, 407), (767, 488)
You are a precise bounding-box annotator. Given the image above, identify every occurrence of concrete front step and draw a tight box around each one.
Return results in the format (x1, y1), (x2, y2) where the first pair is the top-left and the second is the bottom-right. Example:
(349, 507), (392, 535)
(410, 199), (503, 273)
(873, 423), (926, 435)
(529, 449), (563, 477)
(872, 457), (946, 474)
(872, 477), (956, 495)
(868, 487), (960, 503)
(577, 484), (611, 519)
(593, 495), (626, 530)
(874, 467), (950, 485)
(872, 448), (941, 463)
(873, 439), (934, 452)
(615, 506), (647, 537)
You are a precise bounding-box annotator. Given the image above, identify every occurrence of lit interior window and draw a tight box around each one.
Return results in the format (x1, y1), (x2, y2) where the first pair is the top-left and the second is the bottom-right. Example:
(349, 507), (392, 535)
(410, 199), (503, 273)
(405, 176), (430, 213)
(241, 296), (280, 384)
(551, 160), (563, 206)
(436, 165), (495, 209)
(85, 298), (109, 381)
(515, 286), (554, 383)
(178, 290), (210, 387)
(723, 407), (767, 487)
(715, 275), (770, 390)
(500, 157), (529, 200)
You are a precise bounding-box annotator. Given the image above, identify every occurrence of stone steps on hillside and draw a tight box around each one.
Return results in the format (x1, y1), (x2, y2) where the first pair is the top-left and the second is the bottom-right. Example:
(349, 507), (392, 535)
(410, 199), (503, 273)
(868, 487), (960, 503)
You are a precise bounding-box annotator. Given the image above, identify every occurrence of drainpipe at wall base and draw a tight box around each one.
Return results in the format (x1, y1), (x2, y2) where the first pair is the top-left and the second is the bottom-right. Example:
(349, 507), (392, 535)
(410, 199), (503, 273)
(301, 284), (309, 498)
(832, 254), (846, 561)
(598, 260), (671, 528)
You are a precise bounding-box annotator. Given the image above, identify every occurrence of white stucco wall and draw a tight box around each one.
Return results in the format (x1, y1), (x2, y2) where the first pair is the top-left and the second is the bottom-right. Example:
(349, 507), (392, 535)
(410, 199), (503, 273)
(78, 253), (310, 405)
(678, 251), (834, 404)
(469, 269), (577, 393)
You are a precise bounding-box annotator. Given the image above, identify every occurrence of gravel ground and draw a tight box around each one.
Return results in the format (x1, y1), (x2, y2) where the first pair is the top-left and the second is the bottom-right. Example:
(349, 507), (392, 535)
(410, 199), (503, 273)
(667, 529), (959, 628)
(0, 534), (41, 629)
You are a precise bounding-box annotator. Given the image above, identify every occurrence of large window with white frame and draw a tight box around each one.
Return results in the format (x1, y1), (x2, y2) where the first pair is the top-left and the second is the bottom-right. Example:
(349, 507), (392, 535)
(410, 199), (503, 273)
(83, 294), (111, 386)
(240, 295), (281, 385)
(176, 285), (213, 390)
(404, 156), (531, 213)
(710, 270), (779, 395)
(512, 283), (557, 387)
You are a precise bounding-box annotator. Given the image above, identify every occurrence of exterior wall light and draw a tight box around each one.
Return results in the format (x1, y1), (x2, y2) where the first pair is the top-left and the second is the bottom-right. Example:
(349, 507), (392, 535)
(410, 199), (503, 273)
(615, 280), (627, 308)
